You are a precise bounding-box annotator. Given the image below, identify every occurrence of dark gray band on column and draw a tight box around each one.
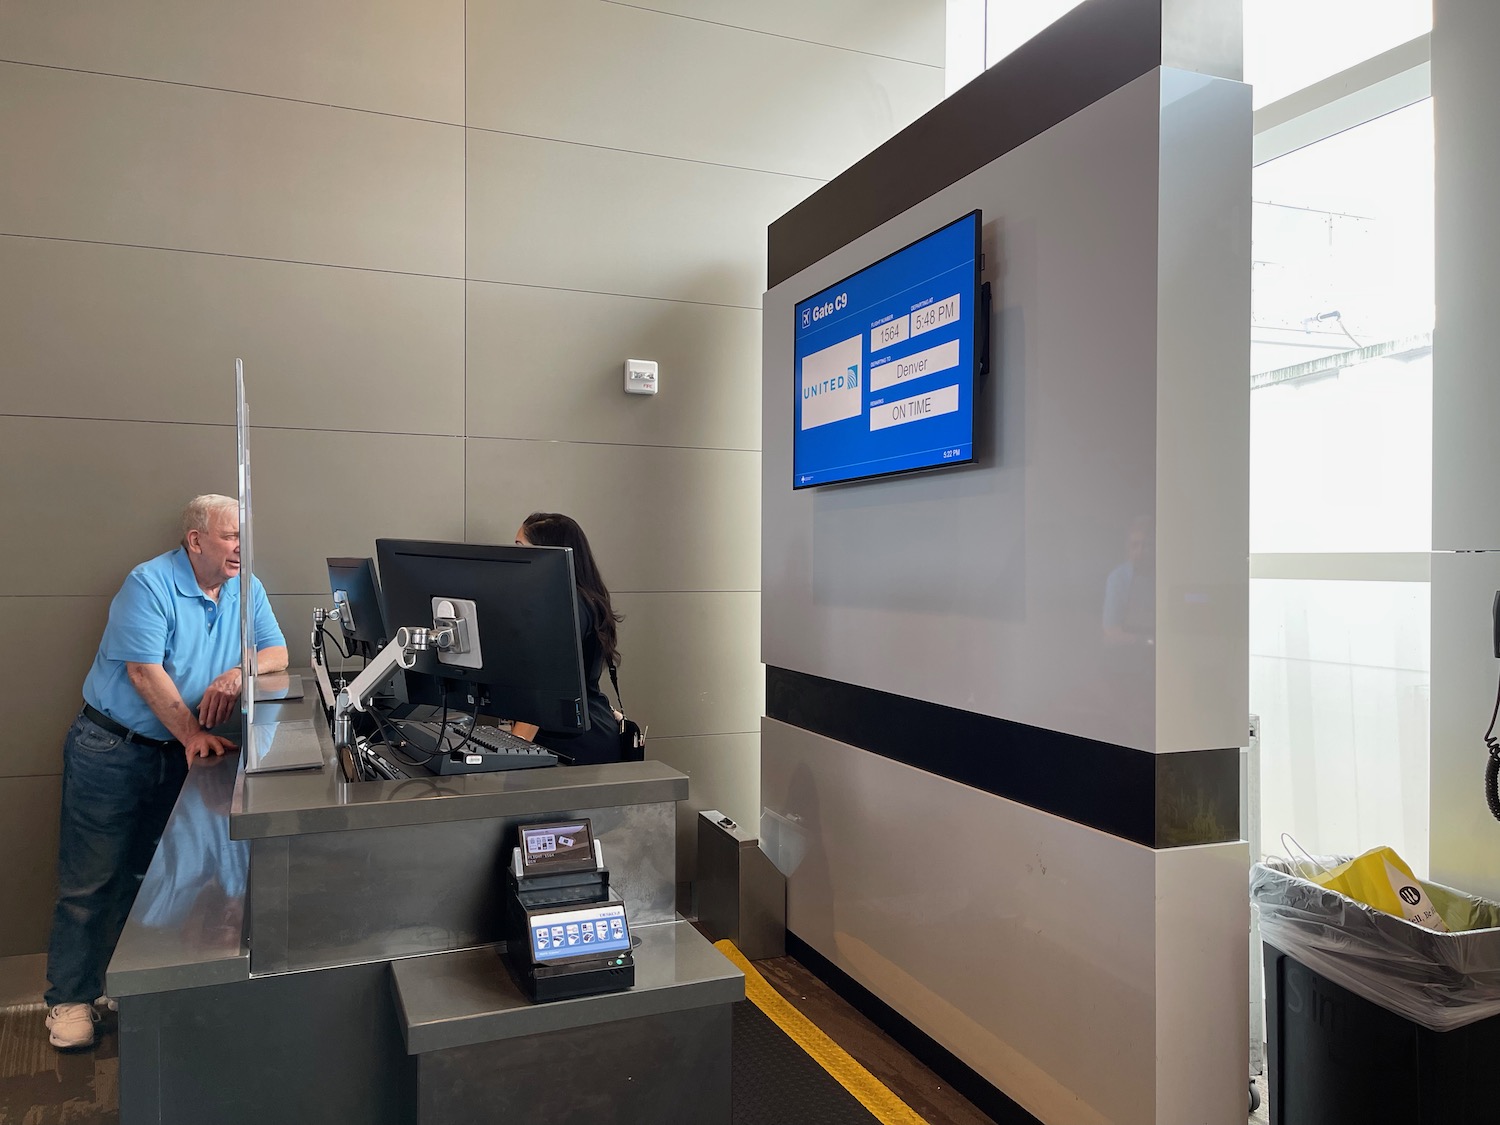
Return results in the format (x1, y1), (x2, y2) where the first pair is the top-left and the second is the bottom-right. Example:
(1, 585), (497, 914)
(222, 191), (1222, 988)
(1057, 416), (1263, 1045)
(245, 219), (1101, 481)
(766, 666), (1239, 848)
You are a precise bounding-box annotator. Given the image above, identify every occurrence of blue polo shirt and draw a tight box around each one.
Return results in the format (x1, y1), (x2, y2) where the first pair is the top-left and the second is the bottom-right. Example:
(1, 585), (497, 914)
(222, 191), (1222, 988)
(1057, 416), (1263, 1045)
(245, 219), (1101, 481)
(82, 547), (286, 740)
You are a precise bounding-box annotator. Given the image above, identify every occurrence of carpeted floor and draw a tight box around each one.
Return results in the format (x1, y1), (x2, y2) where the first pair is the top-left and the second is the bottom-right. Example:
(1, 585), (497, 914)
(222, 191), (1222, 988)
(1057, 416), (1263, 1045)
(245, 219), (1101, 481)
(0, 1003), (118, 1125)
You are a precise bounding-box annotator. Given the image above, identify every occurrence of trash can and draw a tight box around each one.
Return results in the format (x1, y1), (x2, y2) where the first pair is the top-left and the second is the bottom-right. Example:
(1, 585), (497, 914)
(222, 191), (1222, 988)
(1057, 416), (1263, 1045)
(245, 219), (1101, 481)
(1252, 858), (1500, 1124)
(696, 810), (785, 961)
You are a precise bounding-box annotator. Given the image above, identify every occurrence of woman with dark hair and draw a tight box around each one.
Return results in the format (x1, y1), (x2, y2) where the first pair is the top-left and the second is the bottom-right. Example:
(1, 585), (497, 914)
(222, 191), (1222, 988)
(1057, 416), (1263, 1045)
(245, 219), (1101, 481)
(511, 512), (625, 765)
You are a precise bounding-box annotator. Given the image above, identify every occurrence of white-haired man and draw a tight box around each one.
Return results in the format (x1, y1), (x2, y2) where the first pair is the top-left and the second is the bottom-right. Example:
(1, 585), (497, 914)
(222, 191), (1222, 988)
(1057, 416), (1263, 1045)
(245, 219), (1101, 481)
(43, 495), (287, 1049)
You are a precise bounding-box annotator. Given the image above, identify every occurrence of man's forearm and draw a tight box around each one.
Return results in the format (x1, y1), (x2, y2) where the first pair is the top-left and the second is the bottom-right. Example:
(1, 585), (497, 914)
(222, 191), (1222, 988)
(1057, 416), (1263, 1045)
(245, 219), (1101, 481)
(126, 663), (205, 744)
(256, 645), (290, 674)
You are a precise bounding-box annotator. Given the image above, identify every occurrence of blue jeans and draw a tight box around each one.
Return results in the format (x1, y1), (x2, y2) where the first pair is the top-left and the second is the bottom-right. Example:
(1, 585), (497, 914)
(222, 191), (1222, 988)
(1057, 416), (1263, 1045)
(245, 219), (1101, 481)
(44, 711), (188, 1006)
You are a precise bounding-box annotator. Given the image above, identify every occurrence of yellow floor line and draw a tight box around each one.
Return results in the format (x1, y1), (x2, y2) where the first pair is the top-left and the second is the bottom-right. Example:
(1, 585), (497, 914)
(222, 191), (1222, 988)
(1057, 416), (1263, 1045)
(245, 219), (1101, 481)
(716, 939), (930, 1125)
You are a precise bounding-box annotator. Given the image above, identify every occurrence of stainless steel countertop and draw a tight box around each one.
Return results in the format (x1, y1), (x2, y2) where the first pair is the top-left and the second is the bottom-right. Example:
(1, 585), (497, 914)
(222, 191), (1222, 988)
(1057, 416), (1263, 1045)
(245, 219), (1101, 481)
(108, 672), (691, 995)
(107, 751), (251, 997)
(391, 921), (745, 1055)
(231, 678), (689, 840)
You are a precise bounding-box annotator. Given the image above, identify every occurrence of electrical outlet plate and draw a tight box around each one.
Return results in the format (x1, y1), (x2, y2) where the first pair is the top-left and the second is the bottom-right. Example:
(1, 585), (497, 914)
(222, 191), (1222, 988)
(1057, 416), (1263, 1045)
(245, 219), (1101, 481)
(624, 359), (658, 395)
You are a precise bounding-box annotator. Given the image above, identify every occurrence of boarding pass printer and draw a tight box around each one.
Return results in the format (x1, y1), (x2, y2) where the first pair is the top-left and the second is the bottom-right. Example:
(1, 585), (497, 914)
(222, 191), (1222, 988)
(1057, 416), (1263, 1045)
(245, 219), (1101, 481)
(503, 818), (636, 1002)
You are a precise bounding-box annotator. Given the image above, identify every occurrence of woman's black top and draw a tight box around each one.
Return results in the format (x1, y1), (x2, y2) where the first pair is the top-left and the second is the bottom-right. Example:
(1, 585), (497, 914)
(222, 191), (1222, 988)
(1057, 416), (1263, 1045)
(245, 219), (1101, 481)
(533, 598), (620, 765)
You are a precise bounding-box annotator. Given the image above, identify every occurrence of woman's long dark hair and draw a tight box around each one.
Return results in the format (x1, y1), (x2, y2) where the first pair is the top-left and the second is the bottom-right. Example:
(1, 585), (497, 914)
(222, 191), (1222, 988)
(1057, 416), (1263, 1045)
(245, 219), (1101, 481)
(519, 512), (622, 667)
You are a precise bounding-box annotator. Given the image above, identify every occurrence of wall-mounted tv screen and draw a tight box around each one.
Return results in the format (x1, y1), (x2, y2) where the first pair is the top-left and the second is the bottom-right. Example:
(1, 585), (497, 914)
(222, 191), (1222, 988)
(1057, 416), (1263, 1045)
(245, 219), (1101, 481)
(793, 210), (983, 489)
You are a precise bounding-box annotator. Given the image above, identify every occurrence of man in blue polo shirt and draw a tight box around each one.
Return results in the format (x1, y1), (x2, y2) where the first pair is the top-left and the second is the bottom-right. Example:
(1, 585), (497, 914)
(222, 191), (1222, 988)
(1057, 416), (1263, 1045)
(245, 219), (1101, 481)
(43, 494), (288, 1050)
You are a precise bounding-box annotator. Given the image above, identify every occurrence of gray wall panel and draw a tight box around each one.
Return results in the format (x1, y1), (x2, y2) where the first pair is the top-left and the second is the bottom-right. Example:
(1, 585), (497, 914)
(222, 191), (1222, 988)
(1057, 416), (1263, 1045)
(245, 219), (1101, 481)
(610, 592), (763, 740)
(1151, 69), (1251, 753)
(622, 0), (946, 66)
(0, 416), (234, 597)
(1429, 0), (1500, 897)
(467, 0), (941, 179)
(764, 69), (1248, 757)
(267, 595), (326, 669)
(245, 428), (466, 595)
(762, 720), (1157, 1124)
(0, 597), (108, 778)
(0, 0), (938, 954)
(0, 63), (464, 276)
(1433, 0), (1500, 549)
(0, 0), (465, 122)
(464, 438), (760, 595)
(761, 28), (1250, 1115)
(464, 281), (761, 451)
(466, 129), (817, 308)
(0, 775), (62, 957)
(764, 73), (1166, 751)
(647, 731), (760, 885)
(1429, 551), (1500, 901)
(0, 419), (465, 598)
(0, 237), (464, 433)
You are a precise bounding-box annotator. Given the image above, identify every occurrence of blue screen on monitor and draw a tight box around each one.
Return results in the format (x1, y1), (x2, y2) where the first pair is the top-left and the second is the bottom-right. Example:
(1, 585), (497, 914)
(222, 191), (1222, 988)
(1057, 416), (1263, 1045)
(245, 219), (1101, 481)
(793, 210), (981, 489)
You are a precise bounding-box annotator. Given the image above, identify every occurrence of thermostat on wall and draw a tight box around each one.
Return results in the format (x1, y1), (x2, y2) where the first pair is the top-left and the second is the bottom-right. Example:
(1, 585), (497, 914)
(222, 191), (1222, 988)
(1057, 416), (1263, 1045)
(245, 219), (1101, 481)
(624, 359), (659, 395)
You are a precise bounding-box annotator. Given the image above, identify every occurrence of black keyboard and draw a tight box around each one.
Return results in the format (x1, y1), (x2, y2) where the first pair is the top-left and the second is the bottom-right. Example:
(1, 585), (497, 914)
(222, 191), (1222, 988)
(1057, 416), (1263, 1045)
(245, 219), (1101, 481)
(403, 721), (558, 774)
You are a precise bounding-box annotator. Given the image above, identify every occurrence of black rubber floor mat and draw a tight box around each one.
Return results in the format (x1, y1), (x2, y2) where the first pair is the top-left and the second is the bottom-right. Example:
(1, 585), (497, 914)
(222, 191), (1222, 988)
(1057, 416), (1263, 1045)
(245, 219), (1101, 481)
(733, 999), (884, 1125)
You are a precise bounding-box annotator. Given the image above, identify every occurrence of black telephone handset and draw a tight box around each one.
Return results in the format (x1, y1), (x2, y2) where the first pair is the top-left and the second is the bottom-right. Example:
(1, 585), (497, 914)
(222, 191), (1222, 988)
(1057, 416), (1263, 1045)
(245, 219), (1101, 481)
(1486, 593), (1500, 822)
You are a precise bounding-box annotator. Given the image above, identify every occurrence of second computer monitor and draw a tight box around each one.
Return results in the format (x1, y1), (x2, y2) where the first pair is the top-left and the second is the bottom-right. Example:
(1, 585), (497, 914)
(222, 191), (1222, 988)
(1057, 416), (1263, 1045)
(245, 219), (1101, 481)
(326, 557), (388, 662)
(374, 539), (590, 733)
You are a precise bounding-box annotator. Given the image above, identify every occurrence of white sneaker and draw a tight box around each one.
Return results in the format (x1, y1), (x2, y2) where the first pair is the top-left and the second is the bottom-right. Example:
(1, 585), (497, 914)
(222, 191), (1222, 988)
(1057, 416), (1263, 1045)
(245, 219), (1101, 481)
(46, 1003), (99, 1050)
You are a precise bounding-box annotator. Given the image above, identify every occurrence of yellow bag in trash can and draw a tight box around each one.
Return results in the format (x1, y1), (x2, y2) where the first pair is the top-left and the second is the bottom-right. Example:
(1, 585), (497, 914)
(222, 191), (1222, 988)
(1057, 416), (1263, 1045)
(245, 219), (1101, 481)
(1310, 846), (1450, 932)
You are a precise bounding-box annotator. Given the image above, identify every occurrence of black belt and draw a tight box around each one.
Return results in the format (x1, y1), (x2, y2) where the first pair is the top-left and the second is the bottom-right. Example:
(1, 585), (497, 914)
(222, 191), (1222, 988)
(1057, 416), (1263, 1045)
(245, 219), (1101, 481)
(81, 704), (181, 750)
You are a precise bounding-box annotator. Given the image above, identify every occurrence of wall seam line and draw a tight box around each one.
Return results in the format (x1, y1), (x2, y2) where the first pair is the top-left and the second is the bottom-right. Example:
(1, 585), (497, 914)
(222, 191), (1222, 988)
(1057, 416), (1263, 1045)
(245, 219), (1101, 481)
(595, 0), (944, 69)
(0, 56), (463, 128)
(0, 414), (764, 453)
(464, 120), (831, 182)
(0, 58), (852, 182)
(0, 232), (763, 311)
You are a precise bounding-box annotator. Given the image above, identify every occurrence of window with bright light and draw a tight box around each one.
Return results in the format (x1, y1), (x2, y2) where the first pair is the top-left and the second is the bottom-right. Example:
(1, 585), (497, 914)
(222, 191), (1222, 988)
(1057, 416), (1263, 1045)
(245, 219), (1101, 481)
(1251, 101), (1434, 554)
(1244, 0), (1430, 109)
(944, 0), (1088, 95)
(984, 0), (1087, 71)
(1250, 96), (1433, 871)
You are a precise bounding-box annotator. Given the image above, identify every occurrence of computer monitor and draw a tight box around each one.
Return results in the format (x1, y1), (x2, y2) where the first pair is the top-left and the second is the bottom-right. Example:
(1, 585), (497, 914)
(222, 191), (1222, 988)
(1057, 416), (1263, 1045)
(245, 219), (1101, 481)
(374, 539), (590, 733)
(326, 557), (388, 661)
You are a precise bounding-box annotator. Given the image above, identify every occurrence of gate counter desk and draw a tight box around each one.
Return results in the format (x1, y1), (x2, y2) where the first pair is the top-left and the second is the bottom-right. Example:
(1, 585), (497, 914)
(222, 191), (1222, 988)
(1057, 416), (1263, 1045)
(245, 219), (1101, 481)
(106, 684), (743, 1125)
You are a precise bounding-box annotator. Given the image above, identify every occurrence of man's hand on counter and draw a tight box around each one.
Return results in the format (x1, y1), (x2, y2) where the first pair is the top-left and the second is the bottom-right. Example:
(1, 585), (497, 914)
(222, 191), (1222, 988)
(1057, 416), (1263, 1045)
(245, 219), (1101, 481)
(185, 729), (237, 763)
(198, 668), (242, 730)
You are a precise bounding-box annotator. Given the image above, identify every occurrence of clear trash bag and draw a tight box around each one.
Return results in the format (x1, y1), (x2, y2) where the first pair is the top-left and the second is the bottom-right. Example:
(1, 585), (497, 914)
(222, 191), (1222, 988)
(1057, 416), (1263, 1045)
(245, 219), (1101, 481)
(1251, 857), (1500, 1032)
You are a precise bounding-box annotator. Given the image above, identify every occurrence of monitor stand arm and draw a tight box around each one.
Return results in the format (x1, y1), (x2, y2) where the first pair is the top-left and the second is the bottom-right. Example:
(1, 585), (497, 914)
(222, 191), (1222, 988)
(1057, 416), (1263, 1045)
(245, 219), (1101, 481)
(332, 625), (449, 751)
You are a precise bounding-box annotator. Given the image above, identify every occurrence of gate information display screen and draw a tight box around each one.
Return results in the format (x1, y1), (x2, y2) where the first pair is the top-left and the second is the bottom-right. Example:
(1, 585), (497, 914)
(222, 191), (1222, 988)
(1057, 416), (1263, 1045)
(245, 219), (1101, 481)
(793, 211), (981, 489)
